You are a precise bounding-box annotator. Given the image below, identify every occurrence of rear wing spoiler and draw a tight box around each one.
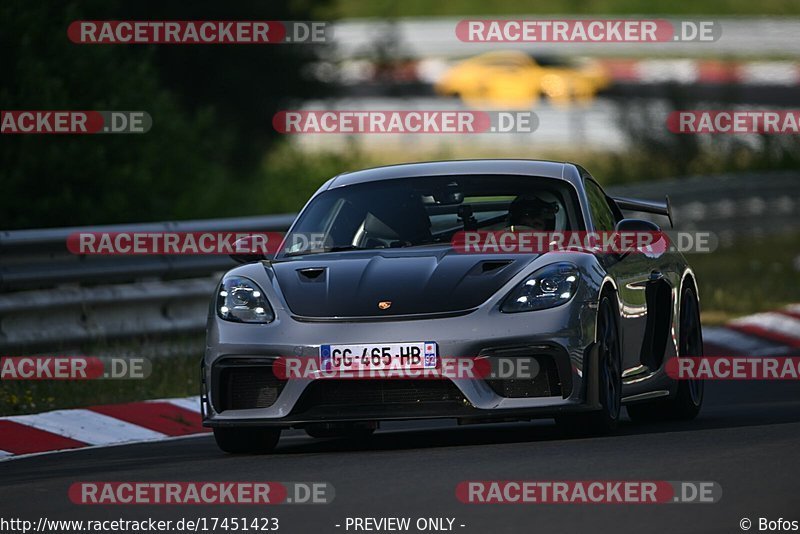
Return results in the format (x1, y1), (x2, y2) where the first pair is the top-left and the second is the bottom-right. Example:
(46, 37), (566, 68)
(612, 195), (674, 228)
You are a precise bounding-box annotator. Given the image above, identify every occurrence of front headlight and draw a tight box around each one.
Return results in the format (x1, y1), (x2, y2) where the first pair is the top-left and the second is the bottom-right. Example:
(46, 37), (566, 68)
(217, 276), (274, 323)
(501, 262), (580, 313)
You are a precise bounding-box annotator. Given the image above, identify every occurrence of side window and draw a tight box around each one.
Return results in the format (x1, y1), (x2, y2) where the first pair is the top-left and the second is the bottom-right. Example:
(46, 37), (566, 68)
(584, 179), (616, 231)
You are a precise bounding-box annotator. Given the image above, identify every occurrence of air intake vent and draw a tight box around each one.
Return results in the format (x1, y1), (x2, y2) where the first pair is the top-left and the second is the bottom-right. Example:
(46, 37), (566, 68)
(470, 260), (513, 275)
(297, 267), (326, 281)
(215, 366), (286, 411)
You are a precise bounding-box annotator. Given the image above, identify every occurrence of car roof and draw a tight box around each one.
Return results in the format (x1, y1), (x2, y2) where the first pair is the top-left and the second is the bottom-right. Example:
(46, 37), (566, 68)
(327, 160), (581, 190)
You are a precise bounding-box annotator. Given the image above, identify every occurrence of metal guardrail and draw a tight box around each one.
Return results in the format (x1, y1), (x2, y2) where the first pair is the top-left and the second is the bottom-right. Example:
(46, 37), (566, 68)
(1, 172), (797, 353)
(0, 278), (217, 349)
(0, 214), (295, 291)
(0, 214), (294, 352)
(609, 171), (800, 245)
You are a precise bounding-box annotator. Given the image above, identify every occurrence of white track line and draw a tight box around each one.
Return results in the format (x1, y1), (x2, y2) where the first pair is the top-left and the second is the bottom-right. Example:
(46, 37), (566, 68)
(703, 326), (790, 355)
(784, 304), (800, 315)
(730, 312), (800, 343)
(159, 396), (202, 413)
(0, 432), (312, 464)
(0, 433), (210, 463)
(5, 409), (166, 446)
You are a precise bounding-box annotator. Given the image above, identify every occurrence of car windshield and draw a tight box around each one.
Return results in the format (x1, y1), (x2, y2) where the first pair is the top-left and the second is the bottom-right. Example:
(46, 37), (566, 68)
(280, 174), (582, 257)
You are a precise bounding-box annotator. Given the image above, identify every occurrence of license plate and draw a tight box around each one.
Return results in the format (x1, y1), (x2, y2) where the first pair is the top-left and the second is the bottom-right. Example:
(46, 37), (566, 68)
(320, 342), (437, 372)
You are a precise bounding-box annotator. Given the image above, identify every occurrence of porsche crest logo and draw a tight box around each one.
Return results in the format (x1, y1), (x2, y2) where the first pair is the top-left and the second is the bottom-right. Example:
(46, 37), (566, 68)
(378, 301), (392, 310)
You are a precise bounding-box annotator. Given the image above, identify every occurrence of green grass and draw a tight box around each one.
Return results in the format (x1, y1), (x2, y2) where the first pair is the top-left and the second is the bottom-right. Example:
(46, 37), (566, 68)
(258, 141), (800, 205)
(688, 232), (800, 324)
(0, 342), (202, 416)
(320, 0), (800, 18)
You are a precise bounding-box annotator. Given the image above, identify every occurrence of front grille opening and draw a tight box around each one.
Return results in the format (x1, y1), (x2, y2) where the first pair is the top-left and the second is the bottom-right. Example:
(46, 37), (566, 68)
(293, 379), (467, 413)
(215, 365), (286, 412)
(485, 354), (563, 398)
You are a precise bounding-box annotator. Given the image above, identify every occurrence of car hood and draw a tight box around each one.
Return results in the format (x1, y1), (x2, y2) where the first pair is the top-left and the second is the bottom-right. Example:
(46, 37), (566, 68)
(270, 249), (535, 318)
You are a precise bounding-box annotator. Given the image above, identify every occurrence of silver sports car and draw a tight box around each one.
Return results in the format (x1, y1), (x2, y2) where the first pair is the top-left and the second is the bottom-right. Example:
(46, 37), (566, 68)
(202, 160), (704, 453)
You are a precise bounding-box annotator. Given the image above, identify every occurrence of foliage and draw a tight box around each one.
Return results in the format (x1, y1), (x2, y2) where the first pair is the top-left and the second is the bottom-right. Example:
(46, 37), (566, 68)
(0, 0), (327, 229)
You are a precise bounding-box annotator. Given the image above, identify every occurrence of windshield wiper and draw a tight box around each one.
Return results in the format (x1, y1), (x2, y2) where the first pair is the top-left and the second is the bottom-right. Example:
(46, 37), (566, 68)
(284, 242), (445, 257)
(324, 245), (364, 252)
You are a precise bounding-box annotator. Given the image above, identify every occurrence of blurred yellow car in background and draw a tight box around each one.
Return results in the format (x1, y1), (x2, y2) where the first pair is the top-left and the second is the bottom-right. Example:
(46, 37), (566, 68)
(434, 50), (610, 108)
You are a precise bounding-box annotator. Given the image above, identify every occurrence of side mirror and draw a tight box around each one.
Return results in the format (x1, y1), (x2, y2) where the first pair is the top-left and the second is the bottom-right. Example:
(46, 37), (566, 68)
(612, 218), (666, 257)
(614, 218), (661, 232)
(230, 236), (270, 264)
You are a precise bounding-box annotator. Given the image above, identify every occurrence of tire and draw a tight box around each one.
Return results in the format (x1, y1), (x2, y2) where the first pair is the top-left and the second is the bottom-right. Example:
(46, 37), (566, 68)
(213, 427), (281, 454)
(305, 424), (376, 439)
(557, 292), (622, 436)
(627, 287), (704, 422)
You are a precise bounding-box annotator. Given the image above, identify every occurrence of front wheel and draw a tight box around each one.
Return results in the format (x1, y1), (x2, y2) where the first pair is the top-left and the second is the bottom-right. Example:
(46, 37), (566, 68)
(557, 293), (622, 436)
(213, 427), (281, 454)
(627, 287), (704, 422)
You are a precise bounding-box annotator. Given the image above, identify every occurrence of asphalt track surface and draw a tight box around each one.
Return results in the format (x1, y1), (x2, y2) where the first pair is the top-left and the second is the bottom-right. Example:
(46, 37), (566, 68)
(2, 377), (799, 534)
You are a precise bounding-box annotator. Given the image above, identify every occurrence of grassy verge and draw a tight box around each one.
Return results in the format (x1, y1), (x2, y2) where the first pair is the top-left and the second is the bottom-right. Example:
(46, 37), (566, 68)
(688, 232), (800, 324)
(0, 339), (202, 416)
(256, 141), (800, 213)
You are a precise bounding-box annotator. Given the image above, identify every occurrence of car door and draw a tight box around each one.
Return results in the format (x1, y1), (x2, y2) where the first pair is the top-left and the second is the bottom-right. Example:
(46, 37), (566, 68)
(583, 177), (651, 375)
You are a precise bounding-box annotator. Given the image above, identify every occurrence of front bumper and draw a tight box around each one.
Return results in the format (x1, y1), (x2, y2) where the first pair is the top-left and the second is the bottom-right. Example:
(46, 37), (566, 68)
(202, 299), (601, 429)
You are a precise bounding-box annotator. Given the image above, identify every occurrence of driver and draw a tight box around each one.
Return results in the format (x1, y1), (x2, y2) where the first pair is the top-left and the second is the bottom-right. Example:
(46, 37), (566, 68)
(507, 194), (560, 231)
